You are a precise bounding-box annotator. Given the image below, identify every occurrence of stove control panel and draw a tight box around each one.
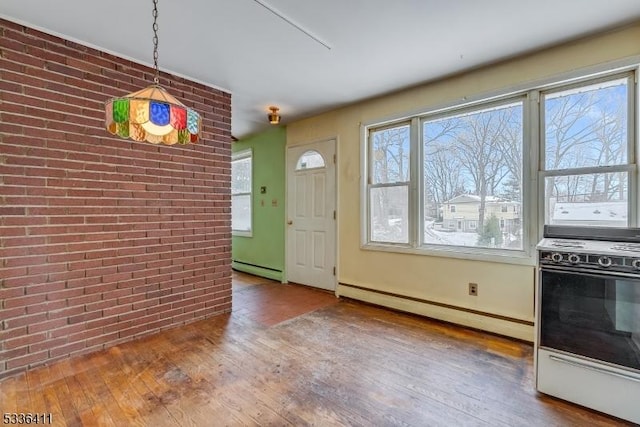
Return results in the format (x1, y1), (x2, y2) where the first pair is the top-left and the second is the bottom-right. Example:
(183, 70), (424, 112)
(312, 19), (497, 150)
(539, 250), (640, 273)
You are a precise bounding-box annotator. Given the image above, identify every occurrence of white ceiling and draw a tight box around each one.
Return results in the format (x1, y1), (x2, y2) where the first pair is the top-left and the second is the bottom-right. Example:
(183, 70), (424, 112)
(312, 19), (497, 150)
(2, 1), (640, 139)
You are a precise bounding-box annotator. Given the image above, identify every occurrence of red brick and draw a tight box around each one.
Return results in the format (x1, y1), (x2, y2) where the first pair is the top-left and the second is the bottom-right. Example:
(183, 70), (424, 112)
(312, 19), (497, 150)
(4, 333), (48, 350)
(0, 18), (231, 376)
(49, 323), (86, 339)
(49, 341), (86, 358)
(85, 332), (119, 348)
(4, 294), (47, 309)
(47, 270), (85, 282)
(102, 304), (132, 319)
(47, 305), (85, 320)
(27, 318), (66, 334)
(26, 263), (67, 276)
(6, 350), (50, 370)
(0, 287), (25, 300)
(0, 207), (26, 216)
(84, 317), (113, 330)
(66, 293), (101, 307)
(65, 276), (101, 289)
(29, 337), (68, 353)
(67, 311), (102, 324)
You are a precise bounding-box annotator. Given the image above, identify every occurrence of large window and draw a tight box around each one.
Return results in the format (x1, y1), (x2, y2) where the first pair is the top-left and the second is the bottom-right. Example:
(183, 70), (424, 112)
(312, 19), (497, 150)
(423, 100), (524, 251)
(541, 75), (633, 228)
(231, 149), (252, 235)
(364, 68), (636, 261)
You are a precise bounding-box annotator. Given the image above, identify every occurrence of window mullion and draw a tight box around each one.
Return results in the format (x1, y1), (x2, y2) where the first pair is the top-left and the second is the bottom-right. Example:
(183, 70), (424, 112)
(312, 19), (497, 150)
(527, 90), (541, 246)
(410, 117), (420, 248)
(629, 71), (638, 227)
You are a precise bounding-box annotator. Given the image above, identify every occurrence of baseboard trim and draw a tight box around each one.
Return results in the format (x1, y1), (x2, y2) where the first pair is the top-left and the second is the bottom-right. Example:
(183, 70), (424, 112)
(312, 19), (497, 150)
(337, 281), (534, 342)
(232, 261), (283, 282)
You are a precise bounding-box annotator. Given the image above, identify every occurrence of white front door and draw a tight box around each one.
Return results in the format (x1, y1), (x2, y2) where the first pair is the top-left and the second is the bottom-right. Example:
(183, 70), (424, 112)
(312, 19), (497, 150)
(286, 140), (336, 291)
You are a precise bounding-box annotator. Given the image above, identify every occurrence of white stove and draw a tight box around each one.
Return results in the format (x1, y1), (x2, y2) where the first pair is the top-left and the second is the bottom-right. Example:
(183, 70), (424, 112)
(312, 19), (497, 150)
(538, 233), (640, 274)
(535, 226), (640, 424)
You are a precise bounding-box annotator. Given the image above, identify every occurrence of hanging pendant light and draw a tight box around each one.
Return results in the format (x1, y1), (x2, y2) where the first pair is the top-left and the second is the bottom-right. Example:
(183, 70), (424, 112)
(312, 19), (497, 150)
(105, 0), (201, 145)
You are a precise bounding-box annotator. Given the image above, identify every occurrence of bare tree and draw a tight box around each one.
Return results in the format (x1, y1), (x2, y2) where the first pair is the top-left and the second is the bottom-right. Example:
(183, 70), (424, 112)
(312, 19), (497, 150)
(453, 108), (514, 229)
(424, 118), (465, 220)
(544, 83), (627, 211)
(372, 126), (410, 184)
(423, 104), (522, 232)
(590, 98), (627, 201)
(424, 146), (465, 219)
(497, 107), (524, 201)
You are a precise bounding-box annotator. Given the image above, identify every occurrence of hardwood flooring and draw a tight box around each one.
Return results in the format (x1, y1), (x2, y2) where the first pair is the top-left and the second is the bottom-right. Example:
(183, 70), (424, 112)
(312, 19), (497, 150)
(0, 272), (633, 426)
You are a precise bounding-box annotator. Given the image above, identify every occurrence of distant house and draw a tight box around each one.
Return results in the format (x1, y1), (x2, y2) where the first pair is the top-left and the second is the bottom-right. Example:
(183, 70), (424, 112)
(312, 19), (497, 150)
(441, 194), (520, 233)
(550, 201), (627, 227)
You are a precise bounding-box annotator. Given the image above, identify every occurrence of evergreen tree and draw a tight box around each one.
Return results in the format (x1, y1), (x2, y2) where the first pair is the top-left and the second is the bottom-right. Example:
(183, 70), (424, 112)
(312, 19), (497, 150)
(500, 175), (521, 202)
(477, 214), (503, 247)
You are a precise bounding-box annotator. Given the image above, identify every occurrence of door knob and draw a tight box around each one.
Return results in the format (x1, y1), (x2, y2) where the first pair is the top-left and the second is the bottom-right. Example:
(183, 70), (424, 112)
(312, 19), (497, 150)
(287, 220), (293, 225)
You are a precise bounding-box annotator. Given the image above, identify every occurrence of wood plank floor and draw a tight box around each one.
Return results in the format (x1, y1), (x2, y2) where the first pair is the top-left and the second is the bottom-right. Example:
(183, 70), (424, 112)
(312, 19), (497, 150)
(0, 271), (633, 426)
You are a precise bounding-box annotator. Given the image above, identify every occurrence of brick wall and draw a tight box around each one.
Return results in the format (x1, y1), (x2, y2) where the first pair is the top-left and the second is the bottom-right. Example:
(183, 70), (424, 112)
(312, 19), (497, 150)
(0, 19), (232, 378)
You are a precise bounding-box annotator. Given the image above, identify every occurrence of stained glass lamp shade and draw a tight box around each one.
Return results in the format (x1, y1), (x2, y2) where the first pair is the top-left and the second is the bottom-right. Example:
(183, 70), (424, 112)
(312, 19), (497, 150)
(105, 84), (201, 145)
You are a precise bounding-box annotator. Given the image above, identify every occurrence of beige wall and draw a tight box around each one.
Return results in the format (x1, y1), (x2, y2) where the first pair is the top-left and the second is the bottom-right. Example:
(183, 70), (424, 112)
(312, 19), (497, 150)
(286, 22), (640, 341)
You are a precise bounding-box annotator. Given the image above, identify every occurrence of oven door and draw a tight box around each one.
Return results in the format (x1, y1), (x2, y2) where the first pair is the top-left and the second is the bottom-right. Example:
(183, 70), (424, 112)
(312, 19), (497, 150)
(539, 266), (640, 372)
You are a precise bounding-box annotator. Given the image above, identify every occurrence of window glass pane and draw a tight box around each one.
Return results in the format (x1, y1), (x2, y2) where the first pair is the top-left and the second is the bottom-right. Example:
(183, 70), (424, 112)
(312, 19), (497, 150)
(232, 157), (251, 194)
(544, 78), (628, 170)
(370, 186), (408, 243)
(296, 150), (325, 170)
(423, 102), (523, 251)
(232, 194), (251, 231)
(371, 124), (410, 184)
(544, 172), (628, 227)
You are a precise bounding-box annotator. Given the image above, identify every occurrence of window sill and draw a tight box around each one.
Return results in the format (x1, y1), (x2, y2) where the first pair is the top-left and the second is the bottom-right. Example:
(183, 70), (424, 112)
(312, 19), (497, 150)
(232, 230), (253, 238)
(361, 242), (536, 266)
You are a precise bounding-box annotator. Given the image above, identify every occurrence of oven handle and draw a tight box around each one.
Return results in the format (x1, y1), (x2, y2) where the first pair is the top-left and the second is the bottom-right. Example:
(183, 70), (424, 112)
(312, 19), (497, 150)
(539, 264), (640, 278)
(549, 354), (640, 383)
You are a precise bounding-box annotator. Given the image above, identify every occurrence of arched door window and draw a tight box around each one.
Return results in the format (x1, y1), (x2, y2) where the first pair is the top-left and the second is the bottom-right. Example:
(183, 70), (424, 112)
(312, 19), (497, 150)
(295, 150), (325, 170)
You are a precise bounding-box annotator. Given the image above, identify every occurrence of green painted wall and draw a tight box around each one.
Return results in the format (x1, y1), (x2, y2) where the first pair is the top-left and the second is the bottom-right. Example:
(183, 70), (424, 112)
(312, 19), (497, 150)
(232, 127), (286, 281)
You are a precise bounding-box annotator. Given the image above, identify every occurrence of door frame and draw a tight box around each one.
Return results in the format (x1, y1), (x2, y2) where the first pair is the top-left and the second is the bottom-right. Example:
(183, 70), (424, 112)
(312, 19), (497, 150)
(284, 137), (338, 292)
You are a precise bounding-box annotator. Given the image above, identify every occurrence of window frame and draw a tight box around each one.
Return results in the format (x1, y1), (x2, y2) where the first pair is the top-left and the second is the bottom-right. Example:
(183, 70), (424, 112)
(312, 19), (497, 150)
(366, 120), (414, 245)
(231, 148), (253, 237)
(361, 64), (638, 266)
(538, 71), (637, 231)
(363, 97), (531, 262)
(419, 96), (529, 258)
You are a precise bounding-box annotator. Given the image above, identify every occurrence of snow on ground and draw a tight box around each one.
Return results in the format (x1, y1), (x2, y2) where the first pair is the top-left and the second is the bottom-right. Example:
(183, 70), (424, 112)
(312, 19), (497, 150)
(425, 222), (478, 247)
(424, 221), (522, 249)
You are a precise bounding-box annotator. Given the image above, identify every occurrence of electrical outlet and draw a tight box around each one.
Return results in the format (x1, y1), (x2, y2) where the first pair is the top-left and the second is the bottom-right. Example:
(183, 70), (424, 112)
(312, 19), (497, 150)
(468, 282), (478, 296)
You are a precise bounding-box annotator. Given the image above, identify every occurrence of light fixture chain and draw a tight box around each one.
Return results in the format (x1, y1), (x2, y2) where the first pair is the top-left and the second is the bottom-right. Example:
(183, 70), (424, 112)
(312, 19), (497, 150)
(105, 0), (201, 145)
(152, 0), (160, 84)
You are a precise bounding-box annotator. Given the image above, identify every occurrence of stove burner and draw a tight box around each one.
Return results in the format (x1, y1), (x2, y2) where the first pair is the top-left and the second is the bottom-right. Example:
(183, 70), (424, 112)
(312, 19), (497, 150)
(610, 243), (640, 253)
(550, 239), (585, 249)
